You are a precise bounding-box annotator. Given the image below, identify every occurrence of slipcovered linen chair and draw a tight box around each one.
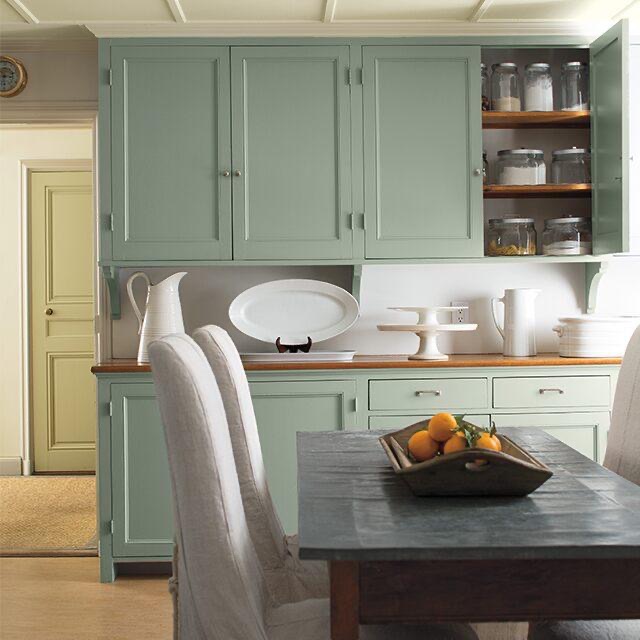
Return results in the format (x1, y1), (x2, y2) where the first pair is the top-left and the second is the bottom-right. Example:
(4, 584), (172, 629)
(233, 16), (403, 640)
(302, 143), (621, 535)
(149, 333), (479, 640)
(529, 325), (640, 640)
(193, 325), (327, 603)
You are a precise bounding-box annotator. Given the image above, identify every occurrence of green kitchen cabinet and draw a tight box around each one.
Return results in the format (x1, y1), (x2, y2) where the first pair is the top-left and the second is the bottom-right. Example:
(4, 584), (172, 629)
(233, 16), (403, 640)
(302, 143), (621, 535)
(109, 46), (232, 261)
(362, 46), (483, 258)
(231, 46), (354, 260)
(591, 20), (630, 255)
(492, 412), (610, 463)
(250, 379), (358, 533)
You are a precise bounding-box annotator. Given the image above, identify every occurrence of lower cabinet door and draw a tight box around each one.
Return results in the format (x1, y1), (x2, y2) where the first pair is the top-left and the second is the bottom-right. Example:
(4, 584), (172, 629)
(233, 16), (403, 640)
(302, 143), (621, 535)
(492, 412), (610, 463)
(369, 415), (491, 430)
(110, 383), (174, 557)
(250, 379), (357, 534)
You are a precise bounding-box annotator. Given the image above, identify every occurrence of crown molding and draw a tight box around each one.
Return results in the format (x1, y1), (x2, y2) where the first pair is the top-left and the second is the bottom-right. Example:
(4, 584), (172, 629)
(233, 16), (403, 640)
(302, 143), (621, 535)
(0, 37), (97, 52)
(85, 19), (606, 39)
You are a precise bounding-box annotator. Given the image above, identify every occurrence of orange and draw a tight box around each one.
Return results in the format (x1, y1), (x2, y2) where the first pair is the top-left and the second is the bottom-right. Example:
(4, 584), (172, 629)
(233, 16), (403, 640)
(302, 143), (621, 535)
(491, 434), (502, 451)
(427, 413), (458, 442)
(475, 432), (501, 452)
(407, 430), (439, 462)
(442, 433), (467, 455)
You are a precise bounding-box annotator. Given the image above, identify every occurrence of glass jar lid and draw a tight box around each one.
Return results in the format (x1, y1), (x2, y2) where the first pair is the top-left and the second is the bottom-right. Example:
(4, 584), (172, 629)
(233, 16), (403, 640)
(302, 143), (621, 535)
(497, 149), (544, 158)
(525, 62), (551, 71)
(562, 61), (588, 70)
(492, 62), (518, 70)
(481, 62), (487, 70)
(552, 147), (590, 157)
(489, 217), (535, 226)
(544, 216), (589, 226)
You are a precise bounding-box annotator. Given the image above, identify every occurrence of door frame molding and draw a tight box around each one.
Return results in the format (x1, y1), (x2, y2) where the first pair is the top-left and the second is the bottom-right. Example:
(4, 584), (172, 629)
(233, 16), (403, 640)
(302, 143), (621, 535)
(19, 153), (101, 475)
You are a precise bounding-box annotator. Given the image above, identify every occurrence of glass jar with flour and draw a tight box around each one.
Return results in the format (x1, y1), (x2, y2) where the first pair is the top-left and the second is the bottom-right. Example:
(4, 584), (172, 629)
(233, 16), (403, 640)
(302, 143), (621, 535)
(496, 149), (546, 185)
(491, 63), (521, 111)
(524, 63), (553, 111)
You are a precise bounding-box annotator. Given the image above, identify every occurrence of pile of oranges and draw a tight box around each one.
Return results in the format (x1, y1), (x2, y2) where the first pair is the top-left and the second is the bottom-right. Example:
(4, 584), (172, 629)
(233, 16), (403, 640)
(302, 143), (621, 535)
(407, 413), (502, 462)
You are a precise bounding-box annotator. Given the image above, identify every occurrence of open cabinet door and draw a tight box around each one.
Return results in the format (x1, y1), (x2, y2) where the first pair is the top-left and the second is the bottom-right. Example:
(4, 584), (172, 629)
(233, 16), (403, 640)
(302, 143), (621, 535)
(591, 20), (630, 255)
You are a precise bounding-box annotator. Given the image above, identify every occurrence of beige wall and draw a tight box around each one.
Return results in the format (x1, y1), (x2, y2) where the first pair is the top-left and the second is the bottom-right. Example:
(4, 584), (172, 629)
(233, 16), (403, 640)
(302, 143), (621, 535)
(0, 127), (93, 463)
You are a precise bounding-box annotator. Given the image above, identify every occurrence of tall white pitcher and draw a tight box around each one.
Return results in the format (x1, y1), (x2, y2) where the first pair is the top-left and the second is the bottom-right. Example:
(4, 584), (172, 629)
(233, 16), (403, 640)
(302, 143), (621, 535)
(127, 272), (187, 363)
(491, 288), (540, 357)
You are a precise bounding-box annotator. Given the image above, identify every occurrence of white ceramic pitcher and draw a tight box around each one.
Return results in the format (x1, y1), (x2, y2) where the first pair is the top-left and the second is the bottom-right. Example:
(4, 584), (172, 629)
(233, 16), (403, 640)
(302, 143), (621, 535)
(491, 288), (540, 357)
(127, 272), (187, 363)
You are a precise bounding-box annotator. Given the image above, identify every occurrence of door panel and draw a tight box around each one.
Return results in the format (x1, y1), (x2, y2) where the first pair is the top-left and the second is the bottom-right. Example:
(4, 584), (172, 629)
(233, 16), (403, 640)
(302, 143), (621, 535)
(232, 46), (353, 260)
(111, 46), (232, 260)
(31, 171), (95, 472)
(111, 384), (173, 557)
(250, 379), (357, 533)
(363, 46), (483, 258)
(591, 20), (630, 255)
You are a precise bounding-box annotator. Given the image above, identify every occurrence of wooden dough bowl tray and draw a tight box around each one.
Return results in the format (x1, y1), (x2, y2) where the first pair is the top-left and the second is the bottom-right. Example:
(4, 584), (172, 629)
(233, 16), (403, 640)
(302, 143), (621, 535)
(379, 420), (553, 497)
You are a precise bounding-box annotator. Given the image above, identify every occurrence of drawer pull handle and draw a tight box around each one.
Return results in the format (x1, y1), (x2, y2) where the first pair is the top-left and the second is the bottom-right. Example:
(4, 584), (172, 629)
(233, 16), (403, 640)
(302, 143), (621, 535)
(539, 388), (564, 395)
(415, 390), (441, 397)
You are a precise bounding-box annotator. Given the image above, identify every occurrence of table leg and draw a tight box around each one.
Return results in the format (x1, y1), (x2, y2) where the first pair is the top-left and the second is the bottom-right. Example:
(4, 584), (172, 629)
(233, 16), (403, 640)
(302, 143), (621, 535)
(330, 561), (359, 640)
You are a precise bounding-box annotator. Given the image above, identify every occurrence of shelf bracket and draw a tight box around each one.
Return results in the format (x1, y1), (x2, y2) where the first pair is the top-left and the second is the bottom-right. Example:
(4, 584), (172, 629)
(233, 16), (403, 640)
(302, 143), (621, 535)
(585, 260), (609, 314)
(352, 264), (363, 306)
(101, 265), (121, 320)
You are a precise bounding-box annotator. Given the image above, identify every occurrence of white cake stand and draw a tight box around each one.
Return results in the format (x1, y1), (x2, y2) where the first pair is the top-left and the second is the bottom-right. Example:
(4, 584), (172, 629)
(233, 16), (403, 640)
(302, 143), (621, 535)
(378, 306), (478, 361)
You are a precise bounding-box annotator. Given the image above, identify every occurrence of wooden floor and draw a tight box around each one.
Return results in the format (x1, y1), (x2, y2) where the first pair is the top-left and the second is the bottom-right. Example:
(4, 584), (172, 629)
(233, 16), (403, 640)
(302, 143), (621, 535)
(0, 558), (172, 639)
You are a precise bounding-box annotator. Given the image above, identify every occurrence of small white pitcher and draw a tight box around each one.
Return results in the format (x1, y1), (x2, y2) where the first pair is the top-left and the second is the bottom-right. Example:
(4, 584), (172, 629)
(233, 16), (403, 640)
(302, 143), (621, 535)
(491, 288), (540, 357)
(127, 272), (187, 363)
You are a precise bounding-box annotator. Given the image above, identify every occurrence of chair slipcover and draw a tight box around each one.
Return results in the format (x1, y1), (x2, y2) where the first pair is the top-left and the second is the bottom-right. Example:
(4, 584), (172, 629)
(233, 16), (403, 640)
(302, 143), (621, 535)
(150, 334), (479, 640)
(529, 325), (640, 640)
(193, 325), (327, 602)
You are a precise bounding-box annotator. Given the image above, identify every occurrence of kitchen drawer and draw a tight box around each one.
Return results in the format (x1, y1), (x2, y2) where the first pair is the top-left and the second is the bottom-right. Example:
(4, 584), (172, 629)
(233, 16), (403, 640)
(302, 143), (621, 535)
(493, 376), (610, 409)
(369, 378), (488, 411)
(369, 414), (490, 430)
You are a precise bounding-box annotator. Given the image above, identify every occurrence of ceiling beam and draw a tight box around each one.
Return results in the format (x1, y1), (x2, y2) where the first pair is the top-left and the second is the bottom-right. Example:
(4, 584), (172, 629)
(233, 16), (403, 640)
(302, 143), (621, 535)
(612, 0), (640, 20)
(4, 0), (39, 24)
(165, 0), (187, 23)
(468, 0), (494, 22)
(324, 0), (338, 23)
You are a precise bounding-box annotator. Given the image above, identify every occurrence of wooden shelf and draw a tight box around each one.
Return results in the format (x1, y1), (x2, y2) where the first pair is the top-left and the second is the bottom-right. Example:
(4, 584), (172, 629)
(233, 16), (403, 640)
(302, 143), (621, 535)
(483, 184), (591, 199)
(482, 111), (590, 129)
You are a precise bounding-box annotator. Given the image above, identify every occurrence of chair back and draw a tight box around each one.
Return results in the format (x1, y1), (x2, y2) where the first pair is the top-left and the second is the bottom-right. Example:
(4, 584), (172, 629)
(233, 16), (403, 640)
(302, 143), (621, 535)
(604, 325), (640, 486)
(193, 325), (287, 567)
(149, 334), (269, 640)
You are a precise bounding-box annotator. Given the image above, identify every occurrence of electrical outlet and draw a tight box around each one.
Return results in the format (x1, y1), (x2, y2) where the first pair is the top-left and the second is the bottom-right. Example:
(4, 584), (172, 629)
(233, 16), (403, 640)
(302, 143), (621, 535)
(450, 301), (470, 324)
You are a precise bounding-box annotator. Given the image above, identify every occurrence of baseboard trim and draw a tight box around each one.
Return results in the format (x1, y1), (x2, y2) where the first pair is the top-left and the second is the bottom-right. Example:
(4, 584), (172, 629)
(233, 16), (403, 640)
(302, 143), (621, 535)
(0, 457), (23, 476)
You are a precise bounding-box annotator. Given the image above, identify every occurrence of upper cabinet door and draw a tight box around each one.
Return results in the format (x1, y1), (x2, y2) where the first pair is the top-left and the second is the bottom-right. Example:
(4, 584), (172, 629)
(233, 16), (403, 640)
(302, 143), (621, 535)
(231, 46), (353, 260)
(362, 46), (483, 259)
(591, 20), (630, 255)
(110, 46), (232, 261)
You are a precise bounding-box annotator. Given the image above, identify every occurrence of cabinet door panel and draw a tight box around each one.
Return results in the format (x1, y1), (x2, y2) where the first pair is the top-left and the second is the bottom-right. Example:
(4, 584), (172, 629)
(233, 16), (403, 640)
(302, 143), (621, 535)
(232, 47), (353, 260)
(250, 380), (357, 533)
(363, 46), (483, 258)
(111, 383), (173, 557)
(492, 412), (610, 463)
(111, 46), (231, 260)
(591, 20), (630, 255)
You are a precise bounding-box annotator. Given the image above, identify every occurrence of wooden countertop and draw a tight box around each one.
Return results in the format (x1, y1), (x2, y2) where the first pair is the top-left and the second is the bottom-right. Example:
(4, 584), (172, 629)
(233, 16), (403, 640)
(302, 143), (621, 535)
(91, 353), (622, 374)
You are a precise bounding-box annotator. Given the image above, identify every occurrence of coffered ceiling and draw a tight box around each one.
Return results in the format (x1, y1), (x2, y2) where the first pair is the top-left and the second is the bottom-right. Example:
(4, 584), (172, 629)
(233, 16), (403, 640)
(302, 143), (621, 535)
(1, 0), (639, 40)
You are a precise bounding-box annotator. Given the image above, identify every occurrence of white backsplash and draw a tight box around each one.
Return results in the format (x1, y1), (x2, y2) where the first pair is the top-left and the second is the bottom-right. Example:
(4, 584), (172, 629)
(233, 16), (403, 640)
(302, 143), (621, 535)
(111, 262), (599, 357)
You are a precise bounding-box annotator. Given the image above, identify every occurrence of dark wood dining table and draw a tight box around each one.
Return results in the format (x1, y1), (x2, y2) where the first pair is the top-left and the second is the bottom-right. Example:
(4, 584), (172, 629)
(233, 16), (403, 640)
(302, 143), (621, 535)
(297, 428), (640, 640)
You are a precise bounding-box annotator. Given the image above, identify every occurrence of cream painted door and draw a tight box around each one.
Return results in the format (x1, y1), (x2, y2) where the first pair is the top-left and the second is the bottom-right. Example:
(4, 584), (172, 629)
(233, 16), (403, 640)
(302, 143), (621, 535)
(30, 171), (95, 472)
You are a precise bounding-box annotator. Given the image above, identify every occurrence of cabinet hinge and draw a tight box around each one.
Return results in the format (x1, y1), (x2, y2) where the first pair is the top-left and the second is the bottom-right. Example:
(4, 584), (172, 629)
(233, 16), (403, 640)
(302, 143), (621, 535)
(109, 520), (114, 534)
(349, 212), (355, 230)
(108, 401), (113, 417)
(347, 67), (352, 86)
(104, 213), (114, 232)
(108, 69), (112, 87)
(361, 213), (367, 231)
(354, 397), (359, 413)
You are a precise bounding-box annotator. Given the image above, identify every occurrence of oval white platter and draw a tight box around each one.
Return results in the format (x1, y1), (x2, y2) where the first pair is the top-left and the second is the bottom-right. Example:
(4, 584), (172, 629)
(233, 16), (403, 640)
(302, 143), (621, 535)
(229, 279), (360, 346)
(241, 351), (356, 363)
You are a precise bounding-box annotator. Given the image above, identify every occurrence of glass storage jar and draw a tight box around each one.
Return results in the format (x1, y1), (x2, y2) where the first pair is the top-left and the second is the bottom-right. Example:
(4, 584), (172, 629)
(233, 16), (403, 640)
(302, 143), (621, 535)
(551, 148), (591, 184)
(524, 63), (553, 111)
(542, 217), (592, 255)
(481, 63), (489, 111)
(487, 218), (537, 256)
(561, 62), (589, 111)
(496, 149), (546, 185)
(491, 63), (521, 111)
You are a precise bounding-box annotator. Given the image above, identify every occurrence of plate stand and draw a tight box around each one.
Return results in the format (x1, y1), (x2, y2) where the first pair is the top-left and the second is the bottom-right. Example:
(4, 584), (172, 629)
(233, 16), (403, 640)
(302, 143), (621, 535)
(275, 336), (313, 353)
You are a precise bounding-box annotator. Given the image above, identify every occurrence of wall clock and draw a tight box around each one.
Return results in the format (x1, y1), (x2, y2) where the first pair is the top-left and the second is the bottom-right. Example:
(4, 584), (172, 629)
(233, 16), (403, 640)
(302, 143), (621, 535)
(0, 55), (28, 98)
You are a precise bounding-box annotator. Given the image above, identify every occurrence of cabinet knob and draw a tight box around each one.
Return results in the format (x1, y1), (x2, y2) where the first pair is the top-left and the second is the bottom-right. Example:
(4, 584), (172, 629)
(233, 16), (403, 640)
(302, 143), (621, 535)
(473, 168), (482, 176)
(45, 308), (53, 316)
(234, 170), (242, 177)
(221, 170), (230, 177)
